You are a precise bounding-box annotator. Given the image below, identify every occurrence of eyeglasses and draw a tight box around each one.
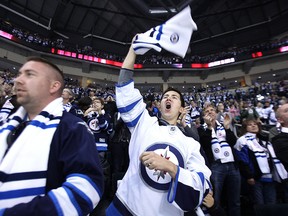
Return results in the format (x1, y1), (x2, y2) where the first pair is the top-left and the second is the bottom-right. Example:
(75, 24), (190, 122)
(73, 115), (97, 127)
(5, 121), (31, 155)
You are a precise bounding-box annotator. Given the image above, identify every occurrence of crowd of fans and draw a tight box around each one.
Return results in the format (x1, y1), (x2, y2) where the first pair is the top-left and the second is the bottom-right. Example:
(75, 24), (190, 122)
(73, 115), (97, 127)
(1, 69), (287, 118)
(0, 64), (288, 215)
(1, 18), (288, 65)
(1, 18), (288, 215)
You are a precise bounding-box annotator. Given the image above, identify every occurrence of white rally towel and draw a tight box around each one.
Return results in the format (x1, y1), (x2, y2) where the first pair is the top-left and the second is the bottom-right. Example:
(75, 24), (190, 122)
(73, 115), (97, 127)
(235, 133), (271, 174)
(132, 6), (197, 58)
(266, 142), (288, 182)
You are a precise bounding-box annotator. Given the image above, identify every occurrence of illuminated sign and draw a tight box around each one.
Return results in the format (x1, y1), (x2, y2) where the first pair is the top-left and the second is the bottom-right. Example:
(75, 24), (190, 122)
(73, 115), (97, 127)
(0, 30), (13, 39)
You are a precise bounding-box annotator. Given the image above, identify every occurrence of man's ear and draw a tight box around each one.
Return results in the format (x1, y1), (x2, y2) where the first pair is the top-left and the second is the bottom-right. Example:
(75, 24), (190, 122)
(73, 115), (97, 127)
(50, 81), (61, 94)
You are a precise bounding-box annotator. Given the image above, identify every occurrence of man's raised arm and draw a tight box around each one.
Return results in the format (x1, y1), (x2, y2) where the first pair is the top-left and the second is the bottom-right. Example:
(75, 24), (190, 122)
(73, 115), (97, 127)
(118, 40), (137, 85)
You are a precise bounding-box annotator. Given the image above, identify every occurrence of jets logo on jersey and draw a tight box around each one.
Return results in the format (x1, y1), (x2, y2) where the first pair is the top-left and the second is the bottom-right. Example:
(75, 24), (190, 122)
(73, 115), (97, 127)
(170, 33), (179, 44)
(87, 118), (100, 133)
(140, 143), (184, 191)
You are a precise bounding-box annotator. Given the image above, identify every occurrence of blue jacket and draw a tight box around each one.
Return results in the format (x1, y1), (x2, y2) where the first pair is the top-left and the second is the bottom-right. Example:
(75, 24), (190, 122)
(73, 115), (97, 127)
(2, 112), (104, 216)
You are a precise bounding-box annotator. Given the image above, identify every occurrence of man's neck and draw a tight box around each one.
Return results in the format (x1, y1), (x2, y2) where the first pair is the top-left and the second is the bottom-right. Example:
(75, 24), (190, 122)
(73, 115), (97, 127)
(63, 99), (69, 105)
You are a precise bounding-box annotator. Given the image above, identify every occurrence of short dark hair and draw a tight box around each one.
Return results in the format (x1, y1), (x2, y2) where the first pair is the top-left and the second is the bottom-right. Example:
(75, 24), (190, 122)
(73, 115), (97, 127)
(77, 96), (92, 111)
(161, 87), (185, 107)
(26, 56), (64, 80)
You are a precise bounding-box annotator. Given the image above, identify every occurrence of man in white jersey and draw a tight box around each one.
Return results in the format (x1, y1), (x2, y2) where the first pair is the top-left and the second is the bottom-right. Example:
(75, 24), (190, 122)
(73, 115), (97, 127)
(106, 39), (211, 216)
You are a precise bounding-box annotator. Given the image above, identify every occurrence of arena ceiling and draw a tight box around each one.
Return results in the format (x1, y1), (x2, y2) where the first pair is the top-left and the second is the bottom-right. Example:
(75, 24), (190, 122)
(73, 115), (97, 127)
(0, 0), (288, 58)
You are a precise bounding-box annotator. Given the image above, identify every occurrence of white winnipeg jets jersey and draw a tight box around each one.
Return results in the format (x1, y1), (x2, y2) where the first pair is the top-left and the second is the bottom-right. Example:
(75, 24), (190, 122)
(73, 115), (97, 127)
(107, 80), (211, 216)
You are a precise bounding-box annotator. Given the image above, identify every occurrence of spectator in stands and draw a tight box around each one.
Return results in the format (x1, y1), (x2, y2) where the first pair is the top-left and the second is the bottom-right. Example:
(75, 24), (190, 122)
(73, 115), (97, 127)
(0, 57), (104, 215)
(271, 103), (288, 203)
(216, 102), (234, 131)
(85, 97), (113, 154)
(84, 97), (114, 204)
(177, 103), (210, 194)
(268, 99), (288, 142)
(0, 84), (20, 125)
(88, 89), (96, 100)
(73, 95), (92, 120)
(177, 105), (200, 142)
(61, 88), (77, 115)
(109, 112), (131, 194)
(228, 102), (241, 133)
(268, 118), (282, 143)
(262, 101), (273, 124)
(189, 100), (201, 124)
(104, 94), (117, 119)
(272, 103), (288, 171)
(146, 100), (155, 117)
(268, 105), (278, 126)
(2, 82), (14, 99)
(216, 102), (226, 124)
(152, 100), (162, 118)
(240, 101), (259, 123)
(198, 104), (241, 216)
(255, 101), (264, 122)
(110, 112), (130, 173)
(194, 117), (202, 128)
(234, 118), (287, 205)
(106, 38), (211, 216)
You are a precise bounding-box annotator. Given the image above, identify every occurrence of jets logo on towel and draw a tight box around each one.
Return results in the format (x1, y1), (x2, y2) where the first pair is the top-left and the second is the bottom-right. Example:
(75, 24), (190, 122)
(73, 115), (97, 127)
(224, 151), (230, 157)
(140, 143), (184, 191)
(214, 148), (220, 153)
(170, 33), (179, 44)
